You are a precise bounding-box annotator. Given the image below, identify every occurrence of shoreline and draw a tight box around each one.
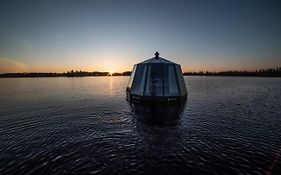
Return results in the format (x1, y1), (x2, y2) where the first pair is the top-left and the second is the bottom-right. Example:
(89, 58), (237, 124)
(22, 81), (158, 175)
(1, 75), (280, 78)
(1, 68), (280, 78)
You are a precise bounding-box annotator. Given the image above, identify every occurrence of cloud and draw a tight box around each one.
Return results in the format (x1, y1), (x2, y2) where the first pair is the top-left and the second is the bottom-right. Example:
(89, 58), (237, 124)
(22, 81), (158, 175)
(0, 58), (28, 73)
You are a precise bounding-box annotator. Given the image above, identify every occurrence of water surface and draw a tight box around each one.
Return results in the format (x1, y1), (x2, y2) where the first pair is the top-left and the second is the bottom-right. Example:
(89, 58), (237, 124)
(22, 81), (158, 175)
(0, 76), (281, 175)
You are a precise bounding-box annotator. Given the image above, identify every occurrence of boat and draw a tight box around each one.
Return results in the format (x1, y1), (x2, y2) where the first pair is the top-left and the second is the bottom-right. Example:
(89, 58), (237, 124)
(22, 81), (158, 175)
(126, 52), (187, 104)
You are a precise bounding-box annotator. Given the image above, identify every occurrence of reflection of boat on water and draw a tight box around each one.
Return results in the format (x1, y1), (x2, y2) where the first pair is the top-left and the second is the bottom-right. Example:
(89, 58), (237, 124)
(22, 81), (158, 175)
(132, 102), (186, 126)
(127, 52), (187, 125)
(126, 52), (187, 104)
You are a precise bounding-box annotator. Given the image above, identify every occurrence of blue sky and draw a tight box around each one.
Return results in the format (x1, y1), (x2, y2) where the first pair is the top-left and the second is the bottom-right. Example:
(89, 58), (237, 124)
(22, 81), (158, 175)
(0, 0), (280, 73)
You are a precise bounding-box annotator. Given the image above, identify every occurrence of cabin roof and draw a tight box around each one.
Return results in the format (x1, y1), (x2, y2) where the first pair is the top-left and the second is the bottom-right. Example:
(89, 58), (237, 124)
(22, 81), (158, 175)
(138, 52), (178, 65)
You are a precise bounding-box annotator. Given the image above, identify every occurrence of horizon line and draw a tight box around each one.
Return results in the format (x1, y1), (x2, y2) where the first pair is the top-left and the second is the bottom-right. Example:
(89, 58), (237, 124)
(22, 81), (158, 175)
(1, 67), (281, 75)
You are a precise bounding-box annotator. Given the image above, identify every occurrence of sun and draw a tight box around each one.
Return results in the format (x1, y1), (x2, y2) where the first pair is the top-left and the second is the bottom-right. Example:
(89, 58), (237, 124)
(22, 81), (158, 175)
(109, 70), (114, 76)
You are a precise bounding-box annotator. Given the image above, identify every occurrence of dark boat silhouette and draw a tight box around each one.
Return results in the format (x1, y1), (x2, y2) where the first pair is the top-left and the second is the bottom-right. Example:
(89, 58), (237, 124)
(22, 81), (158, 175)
(126, 52), (187, 104)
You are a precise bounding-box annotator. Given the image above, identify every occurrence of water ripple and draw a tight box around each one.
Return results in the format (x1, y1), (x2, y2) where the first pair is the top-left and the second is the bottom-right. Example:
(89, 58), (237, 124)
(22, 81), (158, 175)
(0, 77), (281, 174)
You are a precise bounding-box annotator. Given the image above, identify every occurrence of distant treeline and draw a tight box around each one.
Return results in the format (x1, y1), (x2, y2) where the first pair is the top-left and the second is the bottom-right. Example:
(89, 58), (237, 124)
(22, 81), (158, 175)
(111, 71), (132, 76)
(66, 70), (110, 77)
(183, 67), (281, 77)
(1, 68), (281, 78)
(0, 72), (64, 78)
(0, 70), (132, 78)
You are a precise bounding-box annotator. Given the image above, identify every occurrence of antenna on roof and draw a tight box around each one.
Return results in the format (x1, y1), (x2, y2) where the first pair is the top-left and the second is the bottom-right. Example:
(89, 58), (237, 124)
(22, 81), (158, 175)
(155, 52), (160, 59)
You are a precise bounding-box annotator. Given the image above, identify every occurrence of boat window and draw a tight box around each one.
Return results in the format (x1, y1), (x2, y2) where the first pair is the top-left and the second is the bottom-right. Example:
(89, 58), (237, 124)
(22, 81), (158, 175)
(131, 64), (146, 95)
(145, 64), (163, 96)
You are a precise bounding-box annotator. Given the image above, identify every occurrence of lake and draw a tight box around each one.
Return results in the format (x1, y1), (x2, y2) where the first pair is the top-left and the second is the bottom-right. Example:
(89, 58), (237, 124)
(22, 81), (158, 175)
(0, 76), (281, 175)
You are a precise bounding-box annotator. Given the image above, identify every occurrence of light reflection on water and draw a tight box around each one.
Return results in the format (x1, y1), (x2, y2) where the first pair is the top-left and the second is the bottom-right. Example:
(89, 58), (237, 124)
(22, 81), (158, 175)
(0, 76), (281, 175)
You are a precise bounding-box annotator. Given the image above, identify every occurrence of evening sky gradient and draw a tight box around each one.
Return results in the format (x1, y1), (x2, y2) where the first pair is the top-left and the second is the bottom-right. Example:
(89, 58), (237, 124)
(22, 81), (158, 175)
(0, 0), (281, 73)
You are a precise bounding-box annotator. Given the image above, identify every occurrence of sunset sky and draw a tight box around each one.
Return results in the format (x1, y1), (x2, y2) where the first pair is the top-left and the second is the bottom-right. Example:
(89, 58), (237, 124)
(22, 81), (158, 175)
(0, 0), (281, 73)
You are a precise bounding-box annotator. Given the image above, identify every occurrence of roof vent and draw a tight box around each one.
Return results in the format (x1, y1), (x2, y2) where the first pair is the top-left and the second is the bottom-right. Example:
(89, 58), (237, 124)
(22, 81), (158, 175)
(155, 52), (159, 59)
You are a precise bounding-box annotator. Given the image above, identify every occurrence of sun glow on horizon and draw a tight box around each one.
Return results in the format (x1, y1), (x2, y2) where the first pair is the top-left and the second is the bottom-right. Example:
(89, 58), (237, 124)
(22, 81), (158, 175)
(109, 70), (114, 76)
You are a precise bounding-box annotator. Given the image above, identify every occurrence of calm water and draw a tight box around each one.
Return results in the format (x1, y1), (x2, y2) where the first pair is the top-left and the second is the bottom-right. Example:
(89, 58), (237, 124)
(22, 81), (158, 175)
(0, 76), (281, 175)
